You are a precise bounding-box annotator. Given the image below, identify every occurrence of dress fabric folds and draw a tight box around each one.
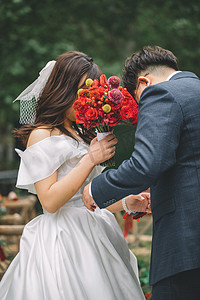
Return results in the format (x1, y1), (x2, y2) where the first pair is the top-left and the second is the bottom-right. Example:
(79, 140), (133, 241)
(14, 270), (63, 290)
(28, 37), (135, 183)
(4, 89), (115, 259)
(0, 135), (145, 300)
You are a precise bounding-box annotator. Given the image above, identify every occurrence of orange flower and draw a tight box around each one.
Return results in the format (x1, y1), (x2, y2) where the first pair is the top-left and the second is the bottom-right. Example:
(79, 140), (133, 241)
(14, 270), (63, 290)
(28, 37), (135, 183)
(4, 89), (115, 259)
(73, 98), (86, 110)
(99, 86), (107, 97)
(88, 86), (100, 99)
(78, 89), (89, 97)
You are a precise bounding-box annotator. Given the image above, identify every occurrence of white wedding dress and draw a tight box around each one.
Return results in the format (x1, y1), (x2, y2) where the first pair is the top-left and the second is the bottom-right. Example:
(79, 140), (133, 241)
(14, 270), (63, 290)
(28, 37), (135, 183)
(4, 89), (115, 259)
(0, 135), (145, 300)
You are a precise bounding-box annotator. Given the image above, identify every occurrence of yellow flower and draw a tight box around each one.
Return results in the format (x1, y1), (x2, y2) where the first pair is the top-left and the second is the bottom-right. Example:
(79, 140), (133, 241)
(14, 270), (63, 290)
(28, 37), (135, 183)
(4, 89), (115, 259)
(102, 104), (111, 113)
(85, 78), (93, 87)
(77, 88), (83, 95)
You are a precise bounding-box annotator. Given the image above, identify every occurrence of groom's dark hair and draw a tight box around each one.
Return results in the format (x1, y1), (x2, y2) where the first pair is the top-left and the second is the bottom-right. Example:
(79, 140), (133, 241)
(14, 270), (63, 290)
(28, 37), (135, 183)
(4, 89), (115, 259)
(122, 46), (179, 98)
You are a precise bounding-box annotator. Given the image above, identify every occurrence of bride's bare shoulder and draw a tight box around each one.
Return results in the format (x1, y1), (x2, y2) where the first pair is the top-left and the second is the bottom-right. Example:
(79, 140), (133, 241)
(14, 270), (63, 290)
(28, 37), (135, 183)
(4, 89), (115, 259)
(27, 127), (61, 148)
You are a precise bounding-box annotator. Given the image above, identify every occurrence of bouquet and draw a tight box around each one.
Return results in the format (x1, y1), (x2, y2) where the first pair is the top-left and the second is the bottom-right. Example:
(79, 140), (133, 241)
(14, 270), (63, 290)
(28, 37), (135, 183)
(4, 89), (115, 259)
(73, 74), (138, 166)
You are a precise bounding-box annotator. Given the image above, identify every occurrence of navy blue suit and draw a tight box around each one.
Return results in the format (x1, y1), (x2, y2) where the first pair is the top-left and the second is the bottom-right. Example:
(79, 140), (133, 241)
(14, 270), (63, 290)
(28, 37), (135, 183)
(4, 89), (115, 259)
(91, 72), (200, 287)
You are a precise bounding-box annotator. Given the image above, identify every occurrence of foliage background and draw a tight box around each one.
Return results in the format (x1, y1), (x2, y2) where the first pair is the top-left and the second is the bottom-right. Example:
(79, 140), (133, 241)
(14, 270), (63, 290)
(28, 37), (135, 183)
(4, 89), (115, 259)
(1, 0), (200, 133)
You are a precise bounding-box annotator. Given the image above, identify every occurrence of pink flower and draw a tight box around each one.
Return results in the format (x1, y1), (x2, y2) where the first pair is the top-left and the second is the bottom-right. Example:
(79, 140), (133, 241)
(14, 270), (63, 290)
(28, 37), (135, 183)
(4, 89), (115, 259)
(108, 76), (120, 89)
(108, 89), (123, 104)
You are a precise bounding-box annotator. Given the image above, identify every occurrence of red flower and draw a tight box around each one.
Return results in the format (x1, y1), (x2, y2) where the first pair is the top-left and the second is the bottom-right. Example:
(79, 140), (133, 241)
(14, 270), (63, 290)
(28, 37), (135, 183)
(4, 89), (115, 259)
(120, 105), (135, 120)
(120, 87), (133, 100)
(100, 74), (107, 86)
(99, 86), (107, 97)
(110, 103), (121, 112)
(85, 108), (98, 120)
(108, 116), (121, 127)
(75, 112), (86, 124)
(92, 79), (99, 87)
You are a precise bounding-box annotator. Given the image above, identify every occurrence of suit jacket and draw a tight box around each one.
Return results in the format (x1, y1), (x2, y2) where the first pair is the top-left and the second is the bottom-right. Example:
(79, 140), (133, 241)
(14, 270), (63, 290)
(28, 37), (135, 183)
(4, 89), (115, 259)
(91, 71), (200, 285)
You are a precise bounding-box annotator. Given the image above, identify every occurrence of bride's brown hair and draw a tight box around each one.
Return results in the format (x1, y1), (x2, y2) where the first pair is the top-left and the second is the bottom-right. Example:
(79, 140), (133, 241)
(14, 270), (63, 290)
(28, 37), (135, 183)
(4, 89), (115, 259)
(13, 51), (102, 146)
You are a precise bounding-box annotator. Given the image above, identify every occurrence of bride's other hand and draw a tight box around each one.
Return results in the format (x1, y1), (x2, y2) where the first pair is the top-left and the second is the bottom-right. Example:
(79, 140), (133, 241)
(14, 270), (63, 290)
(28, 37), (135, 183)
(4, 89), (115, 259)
(86, 134), (118, 166)
(125, 192), (151, 213)
(82, 184), (97, 212)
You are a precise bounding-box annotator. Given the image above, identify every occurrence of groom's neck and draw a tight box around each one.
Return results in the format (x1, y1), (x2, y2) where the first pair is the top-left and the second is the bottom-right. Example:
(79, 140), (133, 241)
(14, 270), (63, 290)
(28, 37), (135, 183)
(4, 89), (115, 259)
(145, 67), (177, 85)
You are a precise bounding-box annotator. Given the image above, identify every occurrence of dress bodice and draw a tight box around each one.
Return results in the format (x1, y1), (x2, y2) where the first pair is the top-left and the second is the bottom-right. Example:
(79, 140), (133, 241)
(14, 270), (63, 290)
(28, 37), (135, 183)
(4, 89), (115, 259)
(15, 135), (104, 208)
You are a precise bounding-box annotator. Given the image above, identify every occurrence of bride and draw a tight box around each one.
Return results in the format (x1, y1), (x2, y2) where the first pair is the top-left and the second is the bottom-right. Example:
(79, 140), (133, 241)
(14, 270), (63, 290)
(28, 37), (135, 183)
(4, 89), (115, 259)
(0, 51), (149, 299)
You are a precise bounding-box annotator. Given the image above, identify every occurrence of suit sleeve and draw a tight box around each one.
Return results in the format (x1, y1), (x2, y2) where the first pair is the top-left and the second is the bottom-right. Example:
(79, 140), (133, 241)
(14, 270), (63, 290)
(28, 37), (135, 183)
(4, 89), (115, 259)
(91, 84), (183, 208)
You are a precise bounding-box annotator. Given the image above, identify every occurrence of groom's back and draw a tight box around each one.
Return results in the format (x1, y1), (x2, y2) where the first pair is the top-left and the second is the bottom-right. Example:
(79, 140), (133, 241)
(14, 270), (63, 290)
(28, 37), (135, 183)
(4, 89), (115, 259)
(166, 72), (200, 169)
(150, 71), (200, 285)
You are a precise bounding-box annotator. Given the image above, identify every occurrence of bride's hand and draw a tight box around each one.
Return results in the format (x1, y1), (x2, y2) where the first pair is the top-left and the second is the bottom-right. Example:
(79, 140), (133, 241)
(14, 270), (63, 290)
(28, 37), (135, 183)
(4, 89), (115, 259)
(86, 134), (118, 166)
(125, 192), (151, 213)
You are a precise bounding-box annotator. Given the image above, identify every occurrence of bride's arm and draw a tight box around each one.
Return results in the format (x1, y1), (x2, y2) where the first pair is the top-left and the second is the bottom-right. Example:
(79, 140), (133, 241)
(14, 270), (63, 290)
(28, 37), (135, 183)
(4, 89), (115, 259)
(106, 193), (151, 213)
(28, 129), (117, 214)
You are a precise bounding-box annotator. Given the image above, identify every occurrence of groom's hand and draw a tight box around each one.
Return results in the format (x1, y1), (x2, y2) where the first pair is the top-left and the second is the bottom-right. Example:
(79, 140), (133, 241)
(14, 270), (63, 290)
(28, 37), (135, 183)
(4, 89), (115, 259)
(125, 192), (151, 213)
(82, 184), (98, 212)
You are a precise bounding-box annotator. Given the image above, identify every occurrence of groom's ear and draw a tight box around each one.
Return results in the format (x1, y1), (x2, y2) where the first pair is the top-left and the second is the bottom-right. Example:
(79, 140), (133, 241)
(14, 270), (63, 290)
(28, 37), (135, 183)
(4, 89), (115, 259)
(138, 76), (151, 87)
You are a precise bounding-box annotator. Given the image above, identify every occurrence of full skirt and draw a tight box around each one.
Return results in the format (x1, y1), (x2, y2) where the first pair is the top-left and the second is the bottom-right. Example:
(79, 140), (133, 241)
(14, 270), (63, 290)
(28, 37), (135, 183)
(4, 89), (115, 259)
(0, 206), (145, 300)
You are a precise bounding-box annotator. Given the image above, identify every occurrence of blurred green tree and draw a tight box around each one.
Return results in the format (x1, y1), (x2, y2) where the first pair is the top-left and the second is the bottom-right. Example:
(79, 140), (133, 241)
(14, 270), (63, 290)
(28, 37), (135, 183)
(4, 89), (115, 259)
(0, 0), (200, 128)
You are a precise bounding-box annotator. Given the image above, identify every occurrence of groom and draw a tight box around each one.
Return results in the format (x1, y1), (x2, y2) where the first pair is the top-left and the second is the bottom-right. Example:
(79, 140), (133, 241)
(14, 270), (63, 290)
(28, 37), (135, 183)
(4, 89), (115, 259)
(83, 46), (200, 299)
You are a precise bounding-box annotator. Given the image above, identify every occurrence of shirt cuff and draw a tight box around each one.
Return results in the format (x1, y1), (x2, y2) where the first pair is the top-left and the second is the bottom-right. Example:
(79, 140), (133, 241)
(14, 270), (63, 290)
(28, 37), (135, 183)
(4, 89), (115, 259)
(89, 182), (93, 198)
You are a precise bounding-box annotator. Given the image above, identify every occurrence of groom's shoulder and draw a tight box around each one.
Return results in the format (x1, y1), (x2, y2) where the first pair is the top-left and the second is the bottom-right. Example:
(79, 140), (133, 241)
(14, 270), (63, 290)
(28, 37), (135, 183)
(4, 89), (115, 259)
(169, 71), (199, 81)
(139, 83), (174, 106)
(163, 71), (200, 99)
(140, 72), (200, 106)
